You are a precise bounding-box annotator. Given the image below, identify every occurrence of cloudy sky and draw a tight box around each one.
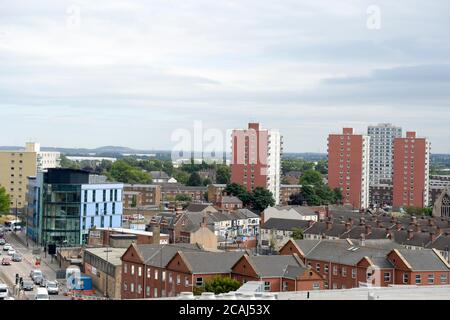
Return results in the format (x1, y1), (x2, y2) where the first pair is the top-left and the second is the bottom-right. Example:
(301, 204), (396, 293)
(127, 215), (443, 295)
(1, 0), (450, 153)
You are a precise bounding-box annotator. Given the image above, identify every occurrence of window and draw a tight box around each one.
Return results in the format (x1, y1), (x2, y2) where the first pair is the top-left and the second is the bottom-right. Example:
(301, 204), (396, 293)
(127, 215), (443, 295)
(264, 281), (271, 292)
(130, 283), (135, 293)
(428, 274), (434, 284)
(313, 283), (321, 290)
(154, 288), (158, 298)
(403, 273), (409, 284)
(333, 266), (338, 276)
(146, 286), (150, 296)
(124, 264), (128, 274)
(177, 275), (181, 285)
(138, 267), (142, 277)
(415, 275), (421, 284)
(103, 203), (107, 214)
(147, 268), (151, 279)
(196, 277), (203, 287)
(83, 204), (87, 216)
(440, 274), (447, 284)
(316, 264), (321, 273)
(384, 272), (391, 282)
(95, 203), (99, 215)
(138, 284), (142, 294)
(185, 277), (189, 287)
(162, 271), (166, 281)
(123, 282), (128, 291)
(324, 265), (329, 274)
(154, 270), (159, 280)
(342, 267), (347, 277)
(93, 190), (96, 202)
(169, 272), (173, 284)
(103, 190), (106, 202)
(352, 269), (357, 279)
(282, 281), (288, 292)
(131, 265), (135, 275)
(114, 189), (118, 201)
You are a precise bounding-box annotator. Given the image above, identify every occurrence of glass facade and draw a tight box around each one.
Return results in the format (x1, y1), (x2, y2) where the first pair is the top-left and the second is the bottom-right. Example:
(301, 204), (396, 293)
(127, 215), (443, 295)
(41, 183), (82, 245)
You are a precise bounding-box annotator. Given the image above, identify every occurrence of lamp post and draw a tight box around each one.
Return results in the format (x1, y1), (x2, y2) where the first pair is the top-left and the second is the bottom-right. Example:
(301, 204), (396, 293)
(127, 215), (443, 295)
(104, 247), (112, 299)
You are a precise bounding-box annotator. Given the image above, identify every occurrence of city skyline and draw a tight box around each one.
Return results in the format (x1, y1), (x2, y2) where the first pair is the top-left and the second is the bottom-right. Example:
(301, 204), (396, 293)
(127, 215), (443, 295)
(1, 1), (450, 153)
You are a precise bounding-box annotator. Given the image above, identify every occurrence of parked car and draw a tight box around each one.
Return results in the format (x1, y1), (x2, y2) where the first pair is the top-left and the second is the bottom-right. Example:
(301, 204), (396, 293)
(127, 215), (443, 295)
(0, 283), (9, 300)
(34, 275), (44, 286)
(3, 244), (11, 251)
(1, 258), (11, 265)
(46, 281), (59, 295)
(21, 280), (34, 291)
(7, 249), (16, 256)
(12, 254), (22, 262)
(35, 288), (49, 300)
(0, 239), (5, 245)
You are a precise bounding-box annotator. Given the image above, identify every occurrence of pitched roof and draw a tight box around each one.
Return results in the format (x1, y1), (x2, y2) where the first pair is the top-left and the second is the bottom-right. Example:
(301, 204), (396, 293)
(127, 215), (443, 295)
(246, 255), (306, 278)
(179, 251), (244, 274)
(150, 171), (170, 179)
(186, 203), (217, 213)
(341, 226), (389, 240)
(391, 230), (433, 247)
(395, 249), (450, 271)
(135, 243), (203, 267)
(232, 209), (259, 220)
(220, 196), (243, 204)
(261, 218), (312, 231)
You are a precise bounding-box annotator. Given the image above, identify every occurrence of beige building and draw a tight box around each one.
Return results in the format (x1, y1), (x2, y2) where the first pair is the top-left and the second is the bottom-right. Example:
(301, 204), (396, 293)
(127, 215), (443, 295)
(0, 142), (60, 211)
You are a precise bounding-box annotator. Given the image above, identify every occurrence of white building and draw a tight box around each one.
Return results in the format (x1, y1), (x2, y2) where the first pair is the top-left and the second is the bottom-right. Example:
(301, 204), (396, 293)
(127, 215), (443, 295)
(26, 142), (61, 172)
(367, 124), (402, 185)
(361, 135), (371, 209)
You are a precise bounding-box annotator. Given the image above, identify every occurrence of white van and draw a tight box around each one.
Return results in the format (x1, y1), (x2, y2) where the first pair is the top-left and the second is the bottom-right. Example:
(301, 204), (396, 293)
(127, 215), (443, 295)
(0, 283), (9, 300)
(35, 288), (50, 300)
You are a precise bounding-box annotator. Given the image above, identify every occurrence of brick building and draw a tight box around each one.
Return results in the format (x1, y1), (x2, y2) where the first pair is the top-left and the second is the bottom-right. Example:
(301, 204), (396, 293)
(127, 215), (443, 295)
(231, 123), (282, 205)
(327, 128), (370, 210)
(123, 184), (161, 207)
(280, 185), (303, 205)
(393, 131), (430, 209)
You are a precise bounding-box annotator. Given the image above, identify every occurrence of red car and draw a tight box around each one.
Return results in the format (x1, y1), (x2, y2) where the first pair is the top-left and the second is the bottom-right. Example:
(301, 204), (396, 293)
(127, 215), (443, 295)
(1, 258), (11, 266)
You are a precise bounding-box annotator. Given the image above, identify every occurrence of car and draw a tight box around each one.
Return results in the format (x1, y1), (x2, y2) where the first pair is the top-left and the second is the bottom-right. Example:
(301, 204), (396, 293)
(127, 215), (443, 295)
(30, 269), (43, 281)
(46, 281), (59, 295)
(0, 284), (9, 300)
(33, 275), (44, 286)
(35, 288), (49, 300)
(7, 249), (16, 256)
(0, 239), (5, 245)
(11, 254), (22, 262)
(3, 244), (11, 251)
(1, 258), (11, 265)
(21, 280), (34, 291)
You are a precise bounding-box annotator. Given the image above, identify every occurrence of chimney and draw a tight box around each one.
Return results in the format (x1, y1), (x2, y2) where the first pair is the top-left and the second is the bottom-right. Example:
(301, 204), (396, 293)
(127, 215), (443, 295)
(411, 216), (417, 224)
(386, 228), (394, 239)
(414, 223), (421, 233)
(396, 221), (402, 231)
(325, 205), (330, 217)
(326, 220), (333, 231)
(308, 220), (315, 228)
(377, 220), (383, 228)
(360, 233), (366, 247)
(152, 225), (161, 245)
(365, 225), (372, 235)
(430, 231), (437, 243)
(348, 217), (354, 226)
(359, 217), (366, 226)
(436, 226), (442, 236)
(428, 218), (435, 227)
(390, 216), (397, 224)
(407, 229), (414, 240)
(345, 222), (352, 232)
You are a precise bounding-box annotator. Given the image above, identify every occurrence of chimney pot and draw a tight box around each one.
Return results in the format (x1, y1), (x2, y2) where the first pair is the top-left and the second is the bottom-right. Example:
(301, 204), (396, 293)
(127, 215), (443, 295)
(407, 229), (414, 240)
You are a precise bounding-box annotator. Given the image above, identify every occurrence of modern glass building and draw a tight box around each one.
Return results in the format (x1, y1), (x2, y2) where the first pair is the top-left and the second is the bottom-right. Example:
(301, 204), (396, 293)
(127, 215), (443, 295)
(27, 168), (123, 246)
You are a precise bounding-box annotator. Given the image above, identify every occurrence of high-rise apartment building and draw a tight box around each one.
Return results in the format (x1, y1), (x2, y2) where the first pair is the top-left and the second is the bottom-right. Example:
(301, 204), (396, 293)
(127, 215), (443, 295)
(328, 128), (370, 209)
(231, 123), (282, 205)
(393, 132), (430, 209)
(0, 142), (60, 212)
(367, 124), (402, 185)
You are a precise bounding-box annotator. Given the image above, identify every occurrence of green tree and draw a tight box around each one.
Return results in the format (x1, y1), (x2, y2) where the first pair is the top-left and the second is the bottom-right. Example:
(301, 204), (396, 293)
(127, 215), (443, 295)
(216, 165), (231, 184)
(301, 185), (321, 206)
(315, 160), (328, 175)
(187, 172), (202, 186)
(288, 192), (306, 205)
(333, 187), (343, 204)
(203, 277), (241, 295)
(224, 183), (252, 206)
(59, 154), (80, 169)
(251, 187), (275, 212)
(172, 170), (190, 185)
(300, 170), (324, 187)
(107, 160), (152, 184)
(175, 194), (192, 202)
(0, 187), (10, 214)
(203, 178), (212, 186)
(291, 227), (304, 240)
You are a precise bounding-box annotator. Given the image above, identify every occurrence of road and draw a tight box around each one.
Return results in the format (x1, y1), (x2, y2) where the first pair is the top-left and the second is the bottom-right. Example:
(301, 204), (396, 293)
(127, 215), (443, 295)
(0, 231), (71, 300)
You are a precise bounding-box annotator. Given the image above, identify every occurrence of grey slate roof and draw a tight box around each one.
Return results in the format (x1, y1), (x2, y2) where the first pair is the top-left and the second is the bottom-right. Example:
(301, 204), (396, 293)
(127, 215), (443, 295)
(221, 196), (243, 204)
(135, 243), (203, 267)
(247, 255), (305, 278)
(293, 239), (322, 255)
(180, 251), (244, 274)
(150, 171), (170, 179)
(303, 240), (393, 268)
(396, 249), (449, 271)
(427, 233), (450, 251)
(232, 209), (260, 219)
(186, 203), (217, 213)
(341, 226), (389, 240)
(391, 230), (433, 247)
(261, 219), (312, 231)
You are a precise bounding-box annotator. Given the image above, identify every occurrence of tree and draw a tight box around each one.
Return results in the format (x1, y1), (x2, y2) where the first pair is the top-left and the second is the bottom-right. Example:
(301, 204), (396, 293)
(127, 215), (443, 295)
(333, 188), (343, 204)
(187, 172), (202, 186)
(203, 178), (212, 186)
(315, 160), (328, 175)
(288, 192), (306, 206)
(59, 155), (80, 169)
(172, 170), (190, 185)
(251, 187), (275, 212)
(300, 170), (324, 187)
(175, 194), (192, 202)
(107, 160), (152, 184)
(0, 187), (10, 215)
(216, 165), (231, 184)
(203, 277), (241, 295)
(224, 183), (252, 206)
(301, 185), (321, 206)
(291, 227), (304, 240)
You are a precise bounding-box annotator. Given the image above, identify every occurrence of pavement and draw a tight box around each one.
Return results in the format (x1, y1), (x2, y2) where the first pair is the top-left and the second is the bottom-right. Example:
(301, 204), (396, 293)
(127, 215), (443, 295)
(0, 230), (71, 300)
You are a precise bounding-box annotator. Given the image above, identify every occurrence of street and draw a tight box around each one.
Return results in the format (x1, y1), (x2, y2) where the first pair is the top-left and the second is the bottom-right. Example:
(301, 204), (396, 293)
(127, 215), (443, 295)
(0, 231), (71, 300)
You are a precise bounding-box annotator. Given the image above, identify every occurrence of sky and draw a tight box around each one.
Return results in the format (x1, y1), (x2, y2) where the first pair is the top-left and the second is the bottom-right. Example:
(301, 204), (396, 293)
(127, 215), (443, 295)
(1, 0), (450, 153)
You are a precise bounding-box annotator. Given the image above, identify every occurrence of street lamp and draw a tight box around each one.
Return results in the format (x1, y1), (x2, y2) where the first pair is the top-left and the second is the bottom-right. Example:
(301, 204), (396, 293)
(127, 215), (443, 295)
(104, 247), (112, 299)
